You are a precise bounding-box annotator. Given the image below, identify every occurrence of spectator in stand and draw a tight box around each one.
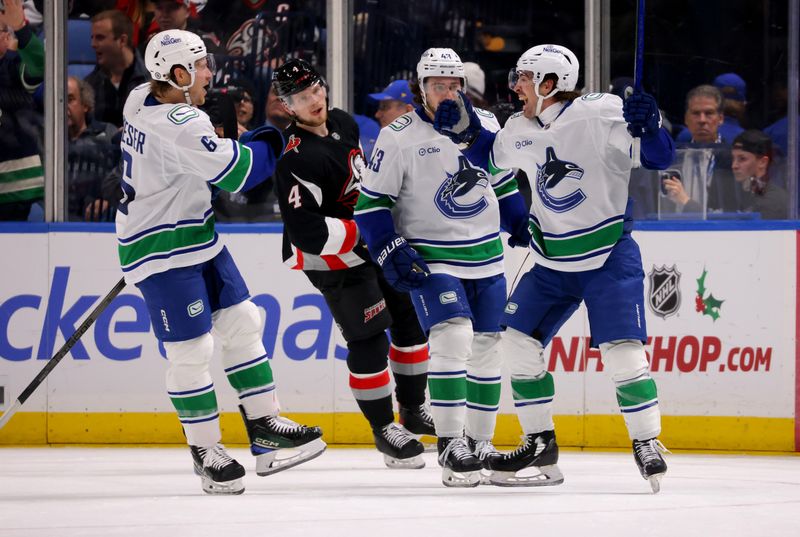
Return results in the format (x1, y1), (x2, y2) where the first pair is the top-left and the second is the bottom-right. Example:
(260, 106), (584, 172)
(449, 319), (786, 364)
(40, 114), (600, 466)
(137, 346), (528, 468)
(369, 79), (414, 129)
(463, 61), (489, 109)
(142, 1), (219, 55)
(663, 85), (738, 215)
(230, 78), (256, 136)
(730, 129), (787, 219)
(66, 76), (120, 221)
(676, 73), (746, 144)
(0, 0), (44, 221)
(264, 82), (292, 130)
(86, 9), (149, 127)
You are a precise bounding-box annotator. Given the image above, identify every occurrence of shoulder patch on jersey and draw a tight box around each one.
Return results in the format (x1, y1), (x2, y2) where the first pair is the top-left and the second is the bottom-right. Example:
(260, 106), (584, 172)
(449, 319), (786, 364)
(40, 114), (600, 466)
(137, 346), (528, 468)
(167, 105), (199, 125)
(581, 92), (605, 101)
(284, 134), (301, 154)
(475, 108), (495, 118)
(388, 114), (413, 131)
(509, 111), (524, 120)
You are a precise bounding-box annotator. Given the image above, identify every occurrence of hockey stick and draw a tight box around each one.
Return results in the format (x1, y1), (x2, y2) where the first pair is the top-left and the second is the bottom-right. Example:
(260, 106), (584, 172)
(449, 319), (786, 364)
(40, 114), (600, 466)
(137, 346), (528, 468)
(0, 277), (127, 431)
(631, 0), (646, 168)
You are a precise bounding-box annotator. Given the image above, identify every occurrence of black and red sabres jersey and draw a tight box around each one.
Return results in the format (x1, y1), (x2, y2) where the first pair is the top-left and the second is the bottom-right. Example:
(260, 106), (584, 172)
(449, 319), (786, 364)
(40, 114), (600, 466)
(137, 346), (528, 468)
(274, 108), (369, 271)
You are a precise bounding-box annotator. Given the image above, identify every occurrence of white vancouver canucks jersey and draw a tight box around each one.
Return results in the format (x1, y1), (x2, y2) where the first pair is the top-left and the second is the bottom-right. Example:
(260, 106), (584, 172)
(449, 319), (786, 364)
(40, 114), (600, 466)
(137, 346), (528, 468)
(356, 109), (517, 279)
(491, 92), (634, 272)
(116, 84), (256, 284)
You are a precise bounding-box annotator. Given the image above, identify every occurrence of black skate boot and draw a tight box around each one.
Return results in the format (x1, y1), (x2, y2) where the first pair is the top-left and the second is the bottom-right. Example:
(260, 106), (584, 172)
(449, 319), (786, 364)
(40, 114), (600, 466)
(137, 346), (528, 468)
(190, 444), (245, 495)
(633, 438), (669, 493)
(467, 436), (501, 485)
(487, 430), (564, 487)
(399, 404), (436, 437)
(373, 422), (425, 469)
(239, 406), (327, 476)
(437, 436), (482, 488)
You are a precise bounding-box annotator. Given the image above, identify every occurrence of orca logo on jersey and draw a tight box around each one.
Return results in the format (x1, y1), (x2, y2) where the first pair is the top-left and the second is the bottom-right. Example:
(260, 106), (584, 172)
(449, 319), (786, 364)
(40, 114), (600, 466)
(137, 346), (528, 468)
(535, 146), (586, 213)
(284, 134), (301, 154)
(434, 156), (490, 219)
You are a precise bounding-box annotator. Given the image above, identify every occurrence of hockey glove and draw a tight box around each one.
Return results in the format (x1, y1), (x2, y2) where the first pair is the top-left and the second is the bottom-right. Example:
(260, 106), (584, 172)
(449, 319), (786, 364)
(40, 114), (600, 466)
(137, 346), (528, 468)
(623, 92), (662, 139)
(240, 125), (286, 158)
(507, 219), (532, 249)
(375, 234), (430, 292)
(433, 90), (481, 145)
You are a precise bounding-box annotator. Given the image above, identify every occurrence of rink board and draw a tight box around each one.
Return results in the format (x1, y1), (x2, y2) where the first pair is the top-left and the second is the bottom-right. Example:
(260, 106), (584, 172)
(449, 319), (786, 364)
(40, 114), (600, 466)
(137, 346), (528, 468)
(0, 226), (797, 451)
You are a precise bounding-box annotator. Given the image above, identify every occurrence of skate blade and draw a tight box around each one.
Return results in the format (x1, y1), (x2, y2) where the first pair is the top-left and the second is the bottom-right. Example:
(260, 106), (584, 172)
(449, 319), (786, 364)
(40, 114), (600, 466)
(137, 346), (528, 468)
(442, 468), (481, 488)
(647, 472), (665, 493)
(479, 469), (494, 485)
(383, 453), (425, 469)
(489, 464), (565, 487)
(200, 476), (245, 495)
(255, 438), (327, 476)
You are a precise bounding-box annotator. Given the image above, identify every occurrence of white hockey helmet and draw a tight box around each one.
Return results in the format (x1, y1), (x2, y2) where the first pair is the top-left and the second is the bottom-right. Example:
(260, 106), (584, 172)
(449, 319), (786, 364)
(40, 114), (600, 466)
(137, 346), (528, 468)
(515, 44), (580, 92)
(145, 30), (208, 92)
(416, 48), (466, 110)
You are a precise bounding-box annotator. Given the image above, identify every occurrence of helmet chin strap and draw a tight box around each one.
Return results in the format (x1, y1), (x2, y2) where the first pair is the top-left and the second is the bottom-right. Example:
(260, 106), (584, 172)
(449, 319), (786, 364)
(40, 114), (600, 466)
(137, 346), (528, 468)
(533, 81), (559, 117)
(167, 71), (196, 105)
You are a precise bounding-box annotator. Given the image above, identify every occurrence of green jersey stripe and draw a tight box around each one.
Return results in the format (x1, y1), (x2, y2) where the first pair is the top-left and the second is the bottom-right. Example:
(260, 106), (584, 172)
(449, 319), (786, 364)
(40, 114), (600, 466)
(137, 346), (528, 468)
(119, 214), (216, 267)
(531, 220), (624, 258)
(355, 193), (395, 211)
(493, 179), (519, 199)
(0, 186), (44, 203)
(0, 165), (45, 184)
(214, 143), (253, 192)
(412, 237), (504, 262)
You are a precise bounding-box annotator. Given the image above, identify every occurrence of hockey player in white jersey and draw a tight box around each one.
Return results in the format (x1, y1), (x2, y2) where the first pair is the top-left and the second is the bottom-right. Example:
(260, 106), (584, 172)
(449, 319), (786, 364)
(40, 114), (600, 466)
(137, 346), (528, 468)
(116, 30), (325, 495)
(440, 44), (675, 492)
(354, 48), (531, 487)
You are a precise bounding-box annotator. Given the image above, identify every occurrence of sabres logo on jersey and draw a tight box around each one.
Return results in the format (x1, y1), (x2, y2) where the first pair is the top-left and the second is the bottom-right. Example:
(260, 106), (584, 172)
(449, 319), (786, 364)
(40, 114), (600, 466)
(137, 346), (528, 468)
(284, 134), (301, 154)
(434, 155), (490, 219)
(339, 149), (365, 207)
(536, 146), (586, 213)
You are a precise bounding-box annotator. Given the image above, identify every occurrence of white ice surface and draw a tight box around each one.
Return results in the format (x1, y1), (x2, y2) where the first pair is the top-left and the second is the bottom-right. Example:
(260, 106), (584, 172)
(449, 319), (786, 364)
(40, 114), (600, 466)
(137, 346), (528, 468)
(0, 447), (798, 537)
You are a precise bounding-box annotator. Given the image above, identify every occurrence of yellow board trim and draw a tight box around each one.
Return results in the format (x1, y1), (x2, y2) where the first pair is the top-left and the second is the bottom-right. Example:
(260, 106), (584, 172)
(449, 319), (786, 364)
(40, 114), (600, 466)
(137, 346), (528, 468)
(0, 412), (795, 452)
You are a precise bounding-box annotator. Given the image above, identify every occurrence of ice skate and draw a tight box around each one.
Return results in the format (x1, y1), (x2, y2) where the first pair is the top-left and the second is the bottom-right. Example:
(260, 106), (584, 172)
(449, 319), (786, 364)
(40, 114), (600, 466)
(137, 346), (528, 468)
(239, 406), (326, 476)
(488, 430), (564, 487)
(633, 438), (669, 493)
(373, 422), (425, 469)
(437, 436), (482, 488)
(467, 436), (500, 485)
(399, 404), (436, 437)
(190, 444), (245, 495)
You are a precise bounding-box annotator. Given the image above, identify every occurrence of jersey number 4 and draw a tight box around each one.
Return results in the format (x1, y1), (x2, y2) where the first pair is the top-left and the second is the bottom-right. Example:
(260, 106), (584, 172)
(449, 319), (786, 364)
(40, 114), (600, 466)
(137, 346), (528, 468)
(287, 184), (302, 208)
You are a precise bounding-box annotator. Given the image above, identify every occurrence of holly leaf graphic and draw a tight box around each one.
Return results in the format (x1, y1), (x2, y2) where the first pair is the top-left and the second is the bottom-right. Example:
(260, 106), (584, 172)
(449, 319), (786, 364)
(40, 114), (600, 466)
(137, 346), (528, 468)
(703, 293), (724, 321)
(696, 269), (708, 297)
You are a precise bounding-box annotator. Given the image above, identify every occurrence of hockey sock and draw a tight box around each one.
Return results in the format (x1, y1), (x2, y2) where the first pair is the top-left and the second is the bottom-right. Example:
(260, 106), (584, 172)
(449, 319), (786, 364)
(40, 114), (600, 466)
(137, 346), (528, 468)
(223, 352), (279, 420)
(511, 372), (555, 434)
(427, 318), (472, 437)
(465, 332), (502, 441)
(350, 367), (395, 429)
(389, 343), (429, 408)
(616, 375), (661, 440)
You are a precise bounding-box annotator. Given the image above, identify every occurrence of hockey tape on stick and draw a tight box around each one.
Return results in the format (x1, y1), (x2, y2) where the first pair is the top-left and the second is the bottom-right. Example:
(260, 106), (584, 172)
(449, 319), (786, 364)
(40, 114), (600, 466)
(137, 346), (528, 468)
(631, 0), (645, 168)
(0, 277), (127, 431)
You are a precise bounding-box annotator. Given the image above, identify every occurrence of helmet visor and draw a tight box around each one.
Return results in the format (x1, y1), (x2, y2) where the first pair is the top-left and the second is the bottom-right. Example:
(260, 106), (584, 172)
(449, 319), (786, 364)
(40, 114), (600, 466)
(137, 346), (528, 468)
(282, 80), (327, 114)
(508, 69), (533, 90)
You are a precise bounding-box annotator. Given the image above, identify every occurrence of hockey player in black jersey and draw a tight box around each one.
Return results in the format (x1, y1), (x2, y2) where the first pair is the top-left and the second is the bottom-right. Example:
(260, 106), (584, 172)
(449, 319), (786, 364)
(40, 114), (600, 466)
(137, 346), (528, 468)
(272, 59), (434, 469)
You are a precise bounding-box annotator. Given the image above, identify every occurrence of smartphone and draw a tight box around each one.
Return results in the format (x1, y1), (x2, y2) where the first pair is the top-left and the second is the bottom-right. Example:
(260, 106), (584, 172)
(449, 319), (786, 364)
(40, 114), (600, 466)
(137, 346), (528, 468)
(660, 169), (681, 196)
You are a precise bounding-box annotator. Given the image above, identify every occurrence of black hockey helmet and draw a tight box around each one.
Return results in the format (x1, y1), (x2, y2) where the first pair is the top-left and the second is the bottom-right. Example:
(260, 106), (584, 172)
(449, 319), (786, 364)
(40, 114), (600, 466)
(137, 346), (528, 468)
(272, 59), (324, 99)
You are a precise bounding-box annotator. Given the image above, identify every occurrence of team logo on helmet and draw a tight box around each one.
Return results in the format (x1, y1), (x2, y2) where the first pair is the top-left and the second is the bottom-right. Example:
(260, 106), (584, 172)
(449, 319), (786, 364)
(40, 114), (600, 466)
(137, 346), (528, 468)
(535, 146), (585, 213)
(647, 265), (682, 319)
(434, 156), (489, 219)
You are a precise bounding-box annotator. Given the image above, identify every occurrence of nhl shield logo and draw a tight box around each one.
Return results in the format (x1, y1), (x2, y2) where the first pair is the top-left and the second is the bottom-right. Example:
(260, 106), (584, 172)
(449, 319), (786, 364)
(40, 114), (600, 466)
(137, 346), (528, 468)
(648, 265), (681, 319)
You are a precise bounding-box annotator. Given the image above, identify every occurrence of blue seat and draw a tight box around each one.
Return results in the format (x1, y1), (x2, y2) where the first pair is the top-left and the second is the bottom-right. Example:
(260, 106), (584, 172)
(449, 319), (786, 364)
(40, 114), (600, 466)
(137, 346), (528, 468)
(68, 18), (95, 65)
